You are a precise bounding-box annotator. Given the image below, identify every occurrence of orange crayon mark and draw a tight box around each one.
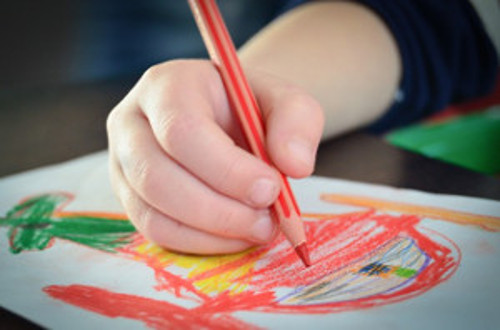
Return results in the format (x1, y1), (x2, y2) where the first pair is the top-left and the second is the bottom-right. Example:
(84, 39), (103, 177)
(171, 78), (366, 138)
(321, 194), (500, 232)
(54, 211), (129, 221)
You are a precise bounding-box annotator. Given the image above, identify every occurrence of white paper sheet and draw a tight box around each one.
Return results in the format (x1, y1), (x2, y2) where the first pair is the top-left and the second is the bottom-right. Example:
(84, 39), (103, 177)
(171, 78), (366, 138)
(1, 151), (499, 329)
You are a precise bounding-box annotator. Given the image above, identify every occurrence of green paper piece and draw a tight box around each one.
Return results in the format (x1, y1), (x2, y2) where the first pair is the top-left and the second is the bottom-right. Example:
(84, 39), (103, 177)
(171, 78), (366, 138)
(387, 106), (500, 175)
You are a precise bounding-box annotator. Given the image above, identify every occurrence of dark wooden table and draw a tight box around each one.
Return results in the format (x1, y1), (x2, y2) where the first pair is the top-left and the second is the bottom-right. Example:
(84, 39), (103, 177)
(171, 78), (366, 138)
(1, 82), (500, 328)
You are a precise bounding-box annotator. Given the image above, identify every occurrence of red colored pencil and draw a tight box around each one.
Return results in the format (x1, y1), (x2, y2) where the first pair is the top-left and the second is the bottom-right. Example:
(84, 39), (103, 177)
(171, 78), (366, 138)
(187, 0), (311, 267)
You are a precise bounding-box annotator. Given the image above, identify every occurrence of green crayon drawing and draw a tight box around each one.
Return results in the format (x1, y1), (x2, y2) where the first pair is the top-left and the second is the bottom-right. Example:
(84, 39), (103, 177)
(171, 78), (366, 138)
(0, 193), (136, 254)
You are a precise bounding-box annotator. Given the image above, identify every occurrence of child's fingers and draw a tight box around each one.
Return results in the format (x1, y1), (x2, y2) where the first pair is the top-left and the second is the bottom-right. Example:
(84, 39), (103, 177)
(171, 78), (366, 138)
(253, 77), (324, 178)
(137, 60), (281, 209)
(108, 154), (254, 254)
(148, 112), (281, 209)
(107, 106), (277, 245)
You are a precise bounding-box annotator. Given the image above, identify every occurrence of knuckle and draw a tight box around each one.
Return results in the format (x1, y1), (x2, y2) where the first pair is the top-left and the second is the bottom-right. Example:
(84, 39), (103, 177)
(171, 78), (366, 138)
(135, 204), (182, 250)
(131, 158), (157, 195)
(136, 205), (157, 238)
(214, 152), (245, 190)
(300, 96), (324, 128)
(212, 208), (239, 236)
(307, 97), (325, 127)
(117, 186), (151, 234)
(282, 88), (325, 133)
(200, 201), (253, 239)
(142, 63), (166, 85)
(193, 198), (226, 234)
(291, 90), (323, 115)
(160, 112), (203, 152)
(279, 83), (322, 110)
(106, 107), (121, 134)
(142, 60), (195, 85)
(113, 181), (132, 212)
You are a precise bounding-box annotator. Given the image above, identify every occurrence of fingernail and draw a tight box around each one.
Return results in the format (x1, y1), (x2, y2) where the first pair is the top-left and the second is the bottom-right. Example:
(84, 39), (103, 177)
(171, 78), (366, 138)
(249, 178), (279, 207)
(251, 212), (275, 243)
(287, 138), (314, 168)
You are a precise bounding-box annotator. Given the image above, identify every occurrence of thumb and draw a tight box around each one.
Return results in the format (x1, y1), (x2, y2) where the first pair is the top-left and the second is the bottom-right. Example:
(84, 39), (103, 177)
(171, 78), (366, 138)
(251, 75), (324, 178)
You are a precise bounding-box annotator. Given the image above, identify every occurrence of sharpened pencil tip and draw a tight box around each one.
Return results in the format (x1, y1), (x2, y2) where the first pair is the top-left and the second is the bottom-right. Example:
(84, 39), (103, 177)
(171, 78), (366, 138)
(295, 243), (311, 267)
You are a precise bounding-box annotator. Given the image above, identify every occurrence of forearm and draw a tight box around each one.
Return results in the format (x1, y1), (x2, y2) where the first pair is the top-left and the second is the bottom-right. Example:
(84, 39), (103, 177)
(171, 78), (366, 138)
(238, 1), (401, 139)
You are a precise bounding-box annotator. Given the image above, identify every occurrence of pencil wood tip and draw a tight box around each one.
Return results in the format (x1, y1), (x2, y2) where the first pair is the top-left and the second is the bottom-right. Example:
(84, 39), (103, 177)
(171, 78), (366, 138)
(295, 242), (311, 267)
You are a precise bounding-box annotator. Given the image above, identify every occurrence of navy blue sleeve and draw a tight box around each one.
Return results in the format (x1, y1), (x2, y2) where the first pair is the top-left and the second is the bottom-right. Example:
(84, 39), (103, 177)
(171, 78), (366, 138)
(354, 0), (499, 132)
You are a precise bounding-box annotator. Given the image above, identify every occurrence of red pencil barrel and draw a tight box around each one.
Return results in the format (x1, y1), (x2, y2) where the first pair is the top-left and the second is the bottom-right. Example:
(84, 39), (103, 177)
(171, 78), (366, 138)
(187, 0), (310, 266)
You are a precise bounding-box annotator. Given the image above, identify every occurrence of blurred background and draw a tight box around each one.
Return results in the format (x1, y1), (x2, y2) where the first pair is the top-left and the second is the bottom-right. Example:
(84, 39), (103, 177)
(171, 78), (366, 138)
(0, 0), (288, 90)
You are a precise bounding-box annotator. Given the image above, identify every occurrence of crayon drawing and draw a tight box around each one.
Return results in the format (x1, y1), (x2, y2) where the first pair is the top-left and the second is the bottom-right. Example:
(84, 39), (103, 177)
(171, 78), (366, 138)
(2, 188), (499, 329)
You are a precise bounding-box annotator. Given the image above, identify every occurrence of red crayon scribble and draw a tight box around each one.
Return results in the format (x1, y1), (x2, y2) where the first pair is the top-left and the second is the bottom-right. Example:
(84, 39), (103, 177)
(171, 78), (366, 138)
(5, 192), (497, 328)
(227, 211), (460, 313)
(43, 285), (259, 330)
(42, 210), (461, 328)
(122, 235), (211, 302)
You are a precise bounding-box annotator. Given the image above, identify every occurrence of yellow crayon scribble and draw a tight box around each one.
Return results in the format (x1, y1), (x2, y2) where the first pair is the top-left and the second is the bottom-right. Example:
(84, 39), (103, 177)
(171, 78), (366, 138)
(133, 240), (262, 295)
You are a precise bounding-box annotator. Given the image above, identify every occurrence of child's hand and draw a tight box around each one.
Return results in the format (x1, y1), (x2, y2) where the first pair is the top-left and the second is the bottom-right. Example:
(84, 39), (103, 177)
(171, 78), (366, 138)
(107, 59), (324, 254)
